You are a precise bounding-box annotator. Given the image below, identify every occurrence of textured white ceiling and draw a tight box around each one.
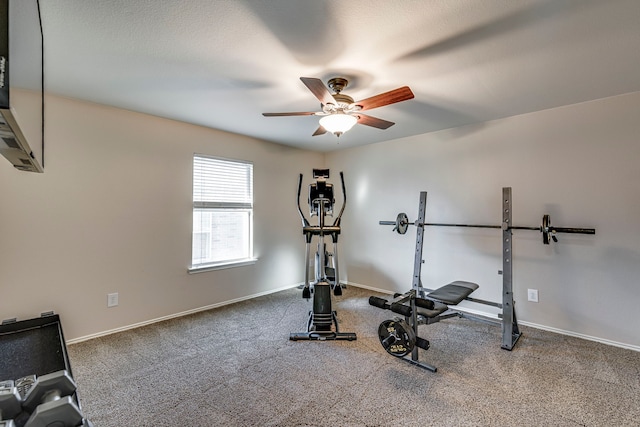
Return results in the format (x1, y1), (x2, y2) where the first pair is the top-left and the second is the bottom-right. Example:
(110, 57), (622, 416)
(22, 0), (640, 151)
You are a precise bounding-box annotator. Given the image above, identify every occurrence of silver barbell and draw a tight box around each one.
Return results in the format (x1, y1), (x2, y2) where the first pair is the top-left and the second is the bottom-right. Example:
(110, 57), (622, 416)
(379, 213), (595, 244)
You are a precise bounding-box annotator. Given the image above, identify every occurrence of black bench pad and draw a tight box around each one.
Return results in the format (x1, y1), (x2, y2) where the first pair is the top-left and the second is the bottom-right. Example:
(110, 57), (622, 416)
(427, 281), (479, 305)
(416, 301), (449, 318)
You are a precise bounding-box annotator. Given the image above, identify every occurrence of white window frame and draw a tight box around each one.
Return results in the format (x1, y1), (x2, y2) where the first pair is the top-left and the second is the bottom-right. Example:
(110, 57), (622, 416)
(189, 154), (256, 273)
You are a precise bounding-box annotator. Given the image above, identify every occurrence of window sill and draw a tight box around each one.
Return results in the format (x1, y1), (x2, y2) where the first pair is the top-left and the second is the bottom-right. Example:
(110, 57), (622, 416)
(188, 258), (258, 274)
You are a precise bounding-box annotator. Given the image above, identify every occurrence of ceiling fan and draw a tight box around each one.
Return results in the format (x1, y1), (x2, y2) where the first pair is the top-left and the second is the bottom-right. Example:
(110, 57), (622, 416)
(262, 77), (415, 137)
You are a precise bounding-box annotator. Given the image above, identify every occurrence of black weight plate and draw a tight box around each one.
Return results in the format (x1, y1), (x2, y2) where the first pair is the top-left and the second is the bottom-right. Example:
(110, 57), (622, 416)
(542, 214), (551, 245)
(395, 213), (409, 235)
(378, 319), (416, 357)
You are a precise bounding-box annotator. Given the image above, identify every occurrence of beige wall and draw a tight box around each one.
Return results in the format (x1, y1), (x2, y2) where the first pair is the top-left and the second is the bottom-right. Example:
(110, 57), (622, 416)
(0, 94), (322, 340)
(327, 91), (640, 349)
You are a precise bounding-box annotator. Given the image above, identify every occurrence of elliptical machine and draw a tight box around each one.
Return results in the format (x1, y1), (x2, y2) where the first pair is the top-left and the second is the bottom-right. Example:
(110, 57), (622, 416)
(290, 169), (357, 341)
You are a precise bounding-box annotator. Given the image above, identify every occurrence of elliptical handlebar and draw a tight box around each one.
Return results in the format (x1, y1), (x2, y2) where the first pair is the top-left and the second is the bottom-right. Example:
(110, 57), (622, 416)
(333, 171), (346, 227)
(297, 173), (310, 228)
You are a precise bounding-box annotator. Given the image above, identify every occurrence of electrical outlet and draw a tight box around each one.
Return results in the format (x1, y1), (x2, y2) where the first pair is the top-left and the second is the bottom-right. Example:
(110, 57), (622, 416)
(527, 289), (539, 303)
(107, 292), (119, 307)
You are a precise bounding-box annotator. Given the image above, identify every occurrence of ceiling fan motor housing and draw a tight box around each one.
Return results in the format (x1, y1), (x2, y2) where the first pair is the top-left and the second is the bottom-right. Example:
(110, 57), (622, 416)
(327, 77), (349, 94)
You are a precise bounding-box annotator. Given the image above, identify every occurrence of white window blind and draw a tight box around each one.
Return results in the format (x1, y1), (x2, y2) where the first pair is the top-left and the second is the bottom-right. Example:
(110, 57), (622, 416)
(192, 155), (253, 269)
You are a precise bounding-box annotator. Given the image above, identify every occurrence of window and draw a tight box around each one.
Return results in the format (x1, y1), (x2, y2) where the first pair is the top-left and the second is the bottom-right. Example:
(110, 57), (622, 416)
(191, 155), (255, 271)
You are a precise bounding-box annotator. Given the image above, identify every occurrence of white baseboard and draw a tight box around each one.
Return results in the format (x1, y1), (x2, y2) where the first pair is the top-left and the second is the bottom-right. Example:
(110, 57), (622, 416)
(346, 281), (395, 295)
(67, 283), (302, 345)
(347, 281), (640, 353)
(516, 320), (640, 352)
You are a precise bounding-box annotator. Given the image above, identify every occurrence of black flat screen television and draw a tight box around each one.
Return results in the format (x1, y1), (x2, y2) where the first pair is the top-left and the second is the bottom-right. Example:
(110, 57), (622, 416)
(0, 0), (43, 172)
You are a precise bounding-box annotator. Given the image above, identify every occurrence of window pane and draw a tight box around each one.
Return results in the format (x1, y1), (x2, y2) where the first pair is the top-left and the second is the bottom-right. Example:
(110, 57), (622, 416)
(192, 209), (251, 265)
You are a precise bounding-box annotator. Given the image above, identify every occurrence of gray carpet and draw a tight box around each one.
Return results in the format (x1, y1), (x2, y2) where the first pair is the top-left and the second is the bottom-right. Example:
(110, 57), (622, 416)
(68, 287), (640, 426)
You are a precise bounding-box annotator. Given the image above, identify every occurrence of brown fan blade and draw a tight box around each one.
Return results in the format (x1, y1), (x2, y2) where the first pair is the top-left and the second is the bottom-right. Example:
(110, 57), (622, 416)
(262, 112), (318, 117)
(353, 86), (414, 111)
(300, 77), (337, 106)
(312, 125), (327, 136)
(357, 113), (395, 129)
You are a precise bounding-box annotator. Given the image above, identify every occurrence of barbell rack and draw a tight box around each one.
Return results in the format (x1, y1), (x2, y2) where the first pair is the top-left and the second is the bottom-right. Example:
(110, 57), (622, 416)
(379, 187), (596, 352)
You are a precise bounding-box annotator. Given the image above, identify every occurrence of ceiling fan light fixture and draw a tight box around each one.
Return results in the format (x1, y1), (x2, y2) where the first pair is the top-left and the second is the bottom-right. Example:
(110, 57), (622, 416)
(319, 113), (358, 137)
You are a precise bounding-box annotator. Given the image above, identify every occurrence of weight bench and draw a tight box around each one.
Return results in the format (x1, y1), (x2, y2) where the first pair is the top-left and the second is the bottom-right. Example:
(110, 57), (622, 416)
(369, 281), (479, 372)
(371, 281), (479, 319)
(417, 281), (478, 318)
